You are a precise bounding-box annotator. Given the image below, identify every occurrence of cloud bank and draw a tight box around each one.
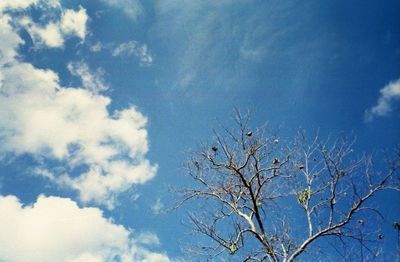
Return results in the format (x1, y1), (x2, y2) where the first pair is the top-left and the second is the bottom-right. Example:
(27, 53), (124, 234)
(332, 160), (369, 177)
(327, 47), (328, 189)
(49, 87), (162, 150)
(0, 195), (169, 262)
(0, 0), (157, 207)
(365, 78), (400, 121)
(0, 2), (170, 260)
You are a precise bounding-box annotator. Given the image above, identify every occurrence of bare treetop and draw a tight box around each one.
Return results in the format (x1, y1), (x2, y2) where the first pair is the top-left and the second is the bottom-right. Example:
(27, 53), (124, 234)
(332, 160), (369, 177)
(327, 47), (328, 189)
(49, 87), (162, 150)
(177, 110), (400, 261)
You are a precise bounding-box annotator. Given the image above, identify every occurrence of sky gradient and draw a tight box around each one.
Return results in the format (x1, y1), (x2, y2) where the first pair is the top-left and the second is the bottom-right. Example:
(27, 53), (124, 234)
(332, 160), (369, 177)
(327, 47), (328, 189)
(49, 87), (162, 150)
(0, 0), (399, 261)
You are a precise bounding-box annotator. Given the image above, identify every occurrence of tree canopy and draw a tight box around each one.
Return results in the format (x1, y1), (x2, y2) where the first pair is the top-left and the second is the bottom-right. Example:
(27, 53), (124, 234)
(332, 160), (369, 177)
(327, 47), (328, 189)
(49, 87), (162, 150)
(177, 111), (400, 261)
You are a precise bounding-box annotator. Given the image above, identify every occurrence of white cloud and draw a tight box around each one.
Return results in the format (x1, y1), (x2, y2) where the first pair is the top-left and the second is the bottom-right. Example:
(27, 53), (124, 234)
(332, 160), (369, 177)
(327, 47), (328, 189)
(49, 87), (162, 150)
(0, 1), (157, 207)
(0, 15), (25, 64)
(21, 19), (64, 48)
(88, 41), (153, 66)
(0, 0), (38, 10)
(90, 42), (103, 52)
(60, 7), (88, 40)
(365, 78), (400, 121)
(0, 68), (157, 206)
(137, 232), (161, 246)
(151, 198), (164, 215)
(112, 41), (153, 66)
(68, 62), (108, 93)
(0, 195), (170, 262)
(0, 68), (3, 88)
(101, 0), (143, 19)
(13, 3), (88, 48)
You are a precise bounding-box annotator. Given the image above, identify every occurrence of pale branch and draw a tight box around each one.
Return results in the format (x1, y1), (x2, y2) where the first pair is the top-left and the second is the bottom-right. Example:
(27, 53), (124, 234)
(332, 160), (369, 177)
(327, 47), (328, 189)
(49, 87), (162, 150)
(177, 111), (399, 261)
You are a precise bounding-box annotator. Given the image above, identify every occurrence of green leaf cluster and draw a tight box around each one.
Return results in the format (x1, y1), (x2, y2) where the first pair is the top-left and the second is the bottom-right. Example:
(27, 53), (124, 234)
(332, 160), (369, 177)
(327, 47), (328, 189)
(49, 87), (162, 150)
(222, 242), (238, 255)
(297, 188), (311, 205)
(229, 245), (238, 255)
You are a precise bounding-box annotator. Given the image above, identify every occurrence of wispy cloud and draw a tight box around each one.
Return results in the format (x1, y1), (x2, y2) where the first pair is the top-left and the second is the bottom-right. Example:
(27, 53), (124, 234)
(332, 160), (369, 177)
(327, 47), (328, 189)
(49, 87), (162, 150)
(90, 42), (103, 52)
(137, 232), (161, 246)
(365, 78), (400, 122)
(112, 41), (153, 66)
(153, 1), (296, 90)
(88, 40), (153, 66)
(67, 61), (108, 93)
(100, 0), (143, 19)
(151, 198), (164, 215)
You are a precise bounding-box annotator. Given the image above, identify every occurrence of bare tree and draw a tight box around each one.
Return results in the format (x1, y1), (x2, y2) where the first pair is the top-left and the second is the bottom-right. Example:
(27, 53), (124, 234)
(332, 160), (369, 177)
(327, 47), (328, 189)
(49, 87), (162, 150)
(177, 110), (400, 261)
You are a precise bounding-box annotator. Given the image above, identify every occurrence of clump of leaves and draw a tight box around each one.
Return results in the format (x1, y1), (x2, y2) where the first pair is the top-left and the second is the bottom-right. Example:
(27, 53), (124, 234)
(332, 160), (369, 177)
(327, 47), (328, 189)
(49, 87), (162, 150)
(297, 188), (311, 205)
(222, 242), (238, 255)
(229, 245), (238, 255)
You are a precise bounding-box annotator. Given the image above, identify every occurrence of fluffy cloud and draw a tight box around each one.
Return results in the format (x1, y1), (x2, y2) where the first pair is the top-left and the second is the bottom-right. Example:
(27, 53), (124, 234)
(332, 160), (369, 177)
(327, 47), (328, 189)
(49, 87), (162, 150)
(0, 15), (24, 64)
(0, 61), (157, 206)
(15, 3), (88, 48)
(0, 1), (157, 207)
(20, 19), (64, 47)
(365, 78), (400, 121)
(112, 41), (153, 66)
(0, 2), (169, 259)
(0, 195), (170, 262)
(60, 7), (88, 40)
(0, 0), (38, 10)
(101, 0), (143, 19)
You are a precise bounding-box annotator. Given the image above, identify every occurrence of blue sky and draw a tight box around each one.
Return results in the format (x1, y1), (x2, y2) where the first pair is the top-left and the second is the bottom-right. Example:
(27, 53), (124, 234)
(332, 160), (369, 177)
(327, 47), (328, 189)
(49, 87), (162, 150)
(0, 0), (399, 261)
